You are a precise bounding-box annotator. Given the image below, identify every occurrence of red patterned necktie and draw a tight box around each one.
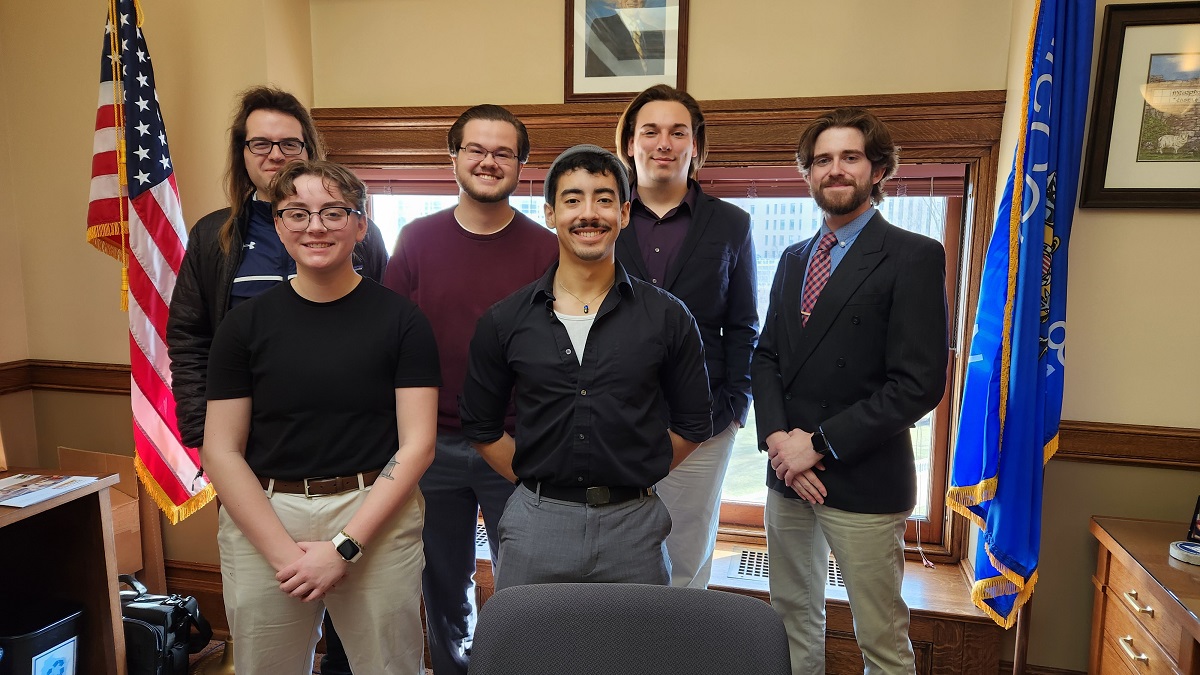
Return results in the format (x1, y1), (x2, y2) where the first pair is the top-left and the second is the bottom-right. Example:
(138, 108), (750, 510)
(800, 232), (838, 327)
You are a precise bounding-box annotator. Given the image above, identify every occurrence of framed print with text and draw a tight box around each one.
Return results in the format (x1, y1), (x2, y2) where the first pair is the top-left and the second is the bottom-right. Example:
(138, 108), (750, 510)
(1080, 2), (1200, 208)
(565, 0), (689, 102)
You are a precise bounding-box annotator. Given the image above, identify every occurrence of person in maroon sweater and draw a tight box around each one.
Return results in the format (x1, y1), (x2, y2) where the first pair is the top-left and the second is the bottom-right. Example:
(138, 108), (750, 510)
(381, 104), (558, 675)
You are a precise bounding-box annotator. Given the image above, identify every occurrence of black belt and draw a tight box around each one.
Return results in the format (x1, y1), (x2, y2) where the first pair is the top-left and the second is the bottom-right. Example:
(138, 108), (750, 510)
(522, 480), (653, 506)
(258, 469), (382, 497)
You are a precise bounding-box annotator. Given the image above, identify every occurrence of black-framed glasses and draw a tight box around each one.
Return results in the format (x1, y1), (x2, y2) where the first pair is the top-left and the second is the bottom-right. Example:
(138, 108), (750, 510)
(457, 145), (518, 165)
(275, 207), (362, 231)
(245, 139), (307, 156)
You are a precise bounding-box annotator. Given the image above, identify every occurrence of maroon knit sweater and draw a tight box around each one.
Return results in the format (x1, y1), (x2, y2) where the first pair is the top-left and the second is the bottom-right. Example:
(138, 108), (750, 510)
(382, 207), (559, 431)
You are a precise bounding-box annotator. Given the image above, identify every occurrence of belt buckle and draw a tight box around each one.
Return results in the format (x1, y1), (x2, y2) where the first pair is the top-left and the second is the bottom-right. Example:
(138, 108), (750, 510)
(303, 478), (314, 499)
(585, 486), (610, 506)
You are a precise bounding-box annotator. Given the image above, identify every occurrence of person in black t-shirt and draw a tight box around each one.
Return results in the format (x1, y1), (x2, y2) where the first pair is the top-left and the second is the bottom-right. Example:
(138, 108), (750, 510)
(204, 160), (439, 675)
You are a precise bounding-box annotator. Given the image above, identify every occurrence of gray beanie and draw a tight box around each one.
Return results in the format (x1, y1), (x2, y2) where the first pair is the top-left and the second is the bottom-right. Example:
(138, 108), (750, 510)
(544, 144), (630, 204)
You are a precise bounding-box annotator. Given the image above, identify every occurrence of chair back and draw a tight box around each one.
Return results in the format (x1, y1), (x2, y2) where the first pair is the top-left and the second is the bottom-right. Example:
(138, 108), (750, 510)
(468, 582), (791, 675)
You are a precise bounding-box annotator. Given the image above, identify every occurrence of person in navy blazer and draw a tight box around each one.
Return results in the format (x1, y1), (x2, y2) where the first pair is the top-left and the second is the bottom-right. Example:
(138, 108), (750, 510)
(615, 85), (758, 589)
(751, 108), (948, 675)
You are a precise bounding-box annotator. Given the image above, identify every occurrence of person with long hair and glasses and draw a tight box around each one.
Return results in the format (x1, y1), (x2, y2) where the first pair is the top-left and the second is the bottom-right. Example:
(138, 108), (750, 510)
(166, 86), (386, 674)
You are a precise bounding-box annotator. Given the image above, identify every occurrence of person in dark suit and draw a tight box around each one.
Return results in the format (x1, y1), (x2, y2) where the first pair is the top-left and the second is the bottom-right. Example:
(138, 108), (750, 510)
(751, 108), (949, 675)
(615, 85), (758, 589)
(585, 0), (665, 77)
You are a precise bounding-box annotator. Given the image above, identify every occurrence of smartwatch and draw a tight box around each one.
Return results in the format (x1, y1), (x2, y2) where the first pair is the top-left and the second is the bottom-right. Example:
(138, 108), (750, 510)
(332, 531), (363, 563)
(811, 429), (830, 456)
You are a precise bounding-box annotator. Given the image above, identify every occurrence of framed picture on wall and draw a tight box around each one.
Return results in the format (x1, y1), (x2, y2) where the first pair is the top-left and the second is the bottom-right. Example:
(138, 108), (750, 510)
(565, 0), (689, 102)
(1080, 2), (1200, 208)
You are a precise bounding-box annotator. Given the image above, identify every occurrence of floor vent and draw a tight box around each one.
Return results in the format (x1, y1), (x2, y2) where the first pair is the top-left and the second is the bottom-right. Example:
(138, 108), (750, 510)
(470, 516), (484, 554)
(728, 548), (845, 587)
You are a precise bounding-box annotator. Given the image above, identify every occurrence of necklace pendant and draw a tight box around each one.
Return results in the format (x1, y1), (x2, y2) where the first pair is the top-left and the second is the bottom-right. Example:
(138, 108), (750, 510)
(583, 304), (590, 314)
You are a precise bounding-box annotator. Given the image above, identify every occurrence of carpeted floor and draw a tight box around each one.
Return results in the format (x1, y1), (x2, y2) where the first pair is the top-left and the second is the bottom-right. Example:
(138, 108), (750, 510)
(188, 640), (434, 674)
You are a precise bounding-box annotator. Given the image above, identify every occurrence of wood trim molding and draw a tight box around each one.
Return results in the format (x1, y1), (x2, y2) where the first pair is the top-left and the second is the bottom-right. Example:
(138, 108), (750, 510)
(998, 661), (1084, 675)
(3, 359), (1197, 471)
(165, 560), (229, 641)
(312, 90), (1007, 170)
(0, 359), (130, 396)
(1056, 420), (1200, 470)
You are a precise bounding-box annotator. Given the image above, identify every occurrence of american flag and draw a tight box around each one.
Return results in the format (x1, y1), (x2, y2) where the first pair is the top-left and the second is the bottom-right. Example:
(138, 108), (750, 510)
(87, 0), (213, 523)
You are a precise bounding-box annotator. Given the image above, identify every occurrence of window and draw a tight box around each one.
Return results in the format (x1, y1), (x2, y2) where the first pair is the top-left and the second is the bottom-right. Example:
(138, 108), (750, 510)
(364, 163), (965, 548)
(320, 90), (1006, 560)
(693, 165), (964, 547)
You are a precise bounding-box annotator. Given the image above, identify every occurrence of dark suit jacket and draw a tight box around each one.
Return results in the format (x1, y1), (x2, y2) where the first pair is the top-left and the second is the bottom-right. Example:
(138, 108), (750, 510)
(750, 212), (948, 514)
(585, 14), (665, 78)
(617, 190), (758, 437)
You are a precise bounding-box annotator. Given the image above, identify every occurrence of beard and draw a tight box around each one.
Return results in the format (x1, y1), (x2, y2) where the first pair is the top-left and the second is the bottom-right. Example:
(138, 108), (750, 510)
(460, 180), (513, 204)
(813, 178), (874, 216)
(456, 167), (517, 204)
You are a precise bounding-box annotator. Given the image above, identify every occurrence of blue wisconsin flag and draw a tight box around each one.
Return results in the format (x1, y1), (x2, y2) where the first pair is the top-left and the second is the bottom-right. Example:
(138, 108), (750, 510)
(947, 0), (1094, 628)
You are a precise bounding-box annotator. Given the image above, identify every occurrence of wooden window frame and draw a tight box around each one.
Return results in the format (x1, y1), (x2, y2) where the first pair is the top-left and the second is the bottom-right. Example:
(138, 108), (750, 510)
(315, 90), (1006, 563)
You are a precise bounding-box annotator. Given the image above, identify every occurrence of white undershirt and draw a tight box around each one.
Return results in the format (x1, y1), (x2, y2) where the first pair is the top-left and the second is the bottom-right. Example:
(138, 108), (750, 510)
(554, 311), (597, 365)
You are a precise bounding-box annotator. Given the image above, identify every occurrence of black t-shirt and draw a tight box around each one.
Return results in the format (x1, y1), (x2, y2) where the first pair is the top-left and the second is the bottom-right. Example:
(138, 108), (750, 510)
(206, 279), (441, 480)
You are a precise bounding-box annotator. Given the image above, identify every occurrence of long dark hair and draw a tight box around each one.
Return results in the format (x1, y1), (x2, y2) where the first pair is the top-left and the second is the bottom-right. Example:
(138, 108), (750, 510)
(218, 86), (326, 254)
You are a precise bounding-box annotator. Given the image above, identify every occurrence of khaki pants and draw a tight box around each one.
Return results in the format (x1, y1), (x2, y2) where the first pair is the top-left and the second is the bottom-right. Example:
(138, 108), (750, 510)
(656, 421), (739, 588)
(218, 486), (426, 675)
(766, 491), (914, 675)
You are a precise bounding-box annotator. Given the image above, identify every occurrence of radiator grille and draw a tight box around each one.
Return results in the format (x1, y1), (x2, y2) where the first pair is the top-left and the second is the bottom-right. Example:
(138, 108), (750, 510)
(727, 548), (845, 587)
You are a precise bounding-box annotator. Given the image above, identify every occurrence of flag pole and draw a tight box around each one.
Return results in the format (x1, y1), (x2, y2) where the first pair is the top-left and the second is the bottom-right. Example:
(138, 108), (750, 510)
(1012, 597), (1032, 675)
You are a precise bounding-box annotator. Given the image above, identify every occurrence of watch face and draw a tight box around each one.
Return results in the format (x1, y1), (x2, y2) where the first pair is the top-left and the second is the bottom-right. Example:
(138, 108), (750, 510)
(336, 537), (360, 561)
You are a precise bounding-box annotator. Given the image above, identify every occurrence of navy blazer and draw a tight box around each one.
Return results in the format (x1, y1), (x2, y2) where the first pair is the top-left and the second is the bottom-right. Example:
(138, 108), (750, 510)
(617, 189), (758, 437)
(750, 212), (948, 514)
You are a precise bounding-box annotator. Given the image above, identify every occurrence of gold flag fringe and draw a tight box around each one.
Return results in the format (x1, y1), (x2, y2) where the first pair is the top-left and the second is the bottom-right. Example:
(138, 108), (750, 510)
(969, 571), (1038, 629)
(134, 455), (216, 525)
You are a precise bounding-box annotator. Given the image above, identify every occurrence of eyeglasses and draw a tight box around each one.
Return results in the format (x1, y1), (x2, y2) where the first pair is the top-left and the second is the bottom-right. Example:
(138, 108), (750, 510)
(245, 139), (307, 156)
(275, 207), (362, 231)
(457, 145), (518, 165)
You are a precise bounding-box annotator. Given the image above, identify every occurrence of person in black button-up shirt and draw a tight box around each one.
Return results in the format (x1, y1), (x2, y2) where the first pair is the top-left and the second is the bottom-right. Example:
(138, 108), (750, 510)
(460, 144), (711, 589)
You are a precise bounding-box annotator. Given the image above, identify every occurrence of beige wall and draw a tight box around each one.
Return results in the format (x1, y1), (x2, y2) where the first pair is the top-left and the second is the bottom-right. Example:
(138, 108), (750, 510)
(2, 1), (1197, 670)
(309, 0), (1015, 107)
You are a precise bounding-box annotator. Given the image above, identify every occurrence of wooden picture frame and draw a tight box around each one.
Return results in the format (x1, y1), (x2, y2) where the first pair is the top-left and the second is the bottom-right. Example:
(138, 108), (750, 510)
(565, 0), (689, 102)
(1079, 2), (1200, 208)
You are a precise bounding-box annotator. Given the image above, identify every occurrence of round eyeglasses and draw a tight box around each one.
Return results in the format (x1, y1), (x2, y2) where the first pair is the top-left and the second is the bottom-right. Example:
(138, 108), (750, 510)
(457, 145), (517, 165)
(245, 139), (307, 156)
(275, 207), (362, 232)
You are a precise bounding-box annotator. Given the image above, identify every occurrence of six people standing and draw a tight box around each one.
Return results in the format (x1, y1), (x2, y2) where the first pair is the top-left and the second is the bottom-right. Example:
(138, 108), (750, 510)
(166, 84), (949, 675)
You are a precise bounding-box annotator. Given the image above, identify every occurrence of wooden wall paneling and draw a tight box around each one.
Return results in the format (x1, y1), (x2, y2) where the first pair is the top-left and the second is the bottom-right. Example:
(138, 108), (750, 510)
(313, 91), (1007, 170)
(1056, 420), (1200, 469)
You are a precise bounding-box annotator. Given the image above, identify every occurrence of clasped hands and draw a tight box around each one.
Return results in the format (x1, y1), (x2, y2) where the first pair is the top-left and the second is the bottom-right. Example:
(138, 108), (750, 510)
(766, 428), (827, 504)
(274, 541), (348, 602)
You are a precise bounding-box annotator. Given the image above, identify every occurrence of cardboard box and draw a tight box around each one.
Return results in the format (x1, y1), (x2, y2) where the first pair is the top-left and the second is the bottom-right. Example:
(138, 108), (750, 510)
(56, 447), (143, 576)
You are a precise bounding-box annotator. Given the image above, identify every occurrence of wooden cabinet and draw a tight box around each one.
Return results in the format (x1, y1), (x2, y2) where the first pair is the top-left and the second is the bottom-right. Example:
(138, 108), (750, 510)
(0, 470), (126, 675)
(1090, 517), (1200, 675)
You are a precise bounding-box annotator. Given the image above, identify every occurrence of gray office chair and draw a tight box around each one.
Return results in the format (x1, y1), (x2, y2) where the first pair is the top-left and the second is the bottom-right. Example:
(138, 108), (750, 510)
(467, 582), (791, 675)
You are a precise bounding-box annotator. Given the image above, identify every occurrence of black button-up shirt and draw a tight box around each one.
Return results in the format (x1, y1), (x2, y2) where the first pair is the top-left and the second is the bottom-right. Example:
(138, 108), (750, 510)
(460, 261), (712, 488)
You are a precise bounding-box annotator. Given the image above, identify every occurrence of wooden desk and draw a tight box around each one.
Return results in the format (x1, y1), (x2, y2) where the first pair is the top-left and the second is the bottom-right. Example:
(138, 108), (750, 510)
(1090, 516), (1200, 674)
(0, 470), (126, 674)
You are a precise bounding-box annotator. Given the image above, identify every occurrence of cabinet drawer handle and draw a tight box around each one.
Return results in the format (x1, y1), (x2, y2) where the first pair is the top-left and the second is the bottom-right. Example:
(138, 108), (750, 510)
(1119, 636), (1150, 663)
(1123, 590), (1155, 617)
